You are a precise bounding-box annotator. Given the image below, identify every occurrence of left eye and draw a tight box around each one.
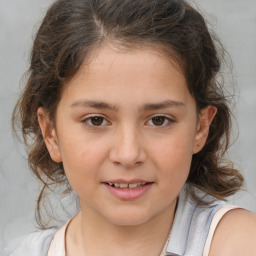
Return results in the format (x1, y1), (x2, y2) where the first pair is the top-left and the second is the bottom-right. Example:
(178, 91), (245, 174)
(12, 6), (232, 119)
(82, 116), (109, 127)
(147, 115), (174, 127)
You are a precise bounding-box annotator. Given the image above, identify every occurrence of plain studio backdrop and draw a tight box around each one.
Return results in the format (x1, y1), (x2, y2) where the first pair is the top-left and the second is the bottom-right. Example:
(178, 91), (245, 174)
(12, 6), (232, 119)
(0, 0), (256, 253)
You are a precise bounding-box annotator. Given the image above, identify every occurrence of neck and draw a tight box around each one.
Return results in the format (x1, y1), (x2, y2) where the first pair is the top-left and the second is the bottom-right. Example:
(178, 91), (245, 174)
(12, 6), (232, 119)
(66, 199), (177, 256)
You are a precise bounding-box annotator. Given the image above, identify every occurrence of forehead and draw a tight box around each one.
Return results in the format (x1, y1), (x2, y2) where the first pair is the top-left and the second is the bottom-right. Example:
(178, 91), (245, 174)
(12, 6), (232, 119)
(60, 45), (192, 109)
(85, 44), (184, 77)
(70, 45), (186, 86)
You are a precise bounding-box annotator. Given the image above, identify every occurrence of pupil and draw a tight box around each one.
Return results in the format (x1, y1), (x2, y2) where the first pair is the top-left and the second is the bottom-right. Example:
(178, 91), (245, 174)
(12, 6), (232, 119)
(91, 117), (103, 126)
(152, 116), (165, 126)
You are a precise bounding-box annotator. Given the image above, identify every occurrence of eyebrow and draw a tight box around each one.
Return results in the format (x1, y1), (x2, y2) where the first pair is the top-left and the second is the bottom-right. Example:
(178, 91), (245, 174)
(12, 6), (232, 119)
(142, 100), (186, 111)
(70, 100), (118, 110)
(70, 99), (186, 111)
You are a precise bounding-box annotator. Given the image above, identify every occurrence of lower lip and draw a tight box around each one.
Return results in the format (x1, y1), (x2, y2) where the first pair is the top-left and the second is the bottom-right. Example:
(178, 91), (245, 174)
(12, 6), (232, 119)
(103, 183), (153, 200)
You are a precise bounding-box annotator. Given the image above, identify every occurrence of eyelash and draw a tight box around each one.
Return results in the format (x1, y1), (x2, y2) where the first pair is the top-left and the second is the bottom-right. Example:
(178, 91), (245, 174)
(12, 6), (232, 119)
(81, 114), (175, 128)
(81, 115), (110, 127)
(146, 114), (175, 127)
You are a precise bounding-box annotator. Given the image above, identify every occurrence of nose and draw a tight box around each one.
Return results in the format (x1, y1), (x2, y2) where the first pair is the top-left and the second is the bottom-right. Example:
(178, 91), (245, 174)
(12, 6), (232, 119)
(109, 125), (147, 168)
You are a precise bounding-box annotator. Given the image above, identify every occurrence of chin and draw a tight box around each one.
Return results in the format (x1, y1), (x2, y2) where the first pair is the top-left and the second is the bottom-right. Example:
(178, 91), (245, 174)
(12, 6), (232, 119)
(103, 208), (154, 227)
(109, 217), (150, 227)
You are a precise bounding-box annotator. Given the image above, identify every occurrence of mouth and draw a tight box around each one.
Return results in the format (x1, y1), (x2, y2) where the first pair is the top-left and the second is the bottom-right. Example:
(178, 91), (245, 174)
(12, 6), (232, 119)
(104, 182), (151, 189)
(102, 180), (154, 200)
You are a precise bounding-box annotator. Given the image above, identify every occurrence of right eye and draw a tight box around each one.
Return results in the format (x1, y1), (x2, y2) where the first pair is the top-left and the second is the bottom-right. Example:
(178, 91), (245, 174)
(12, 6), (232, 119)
(82, 115), (110, 127)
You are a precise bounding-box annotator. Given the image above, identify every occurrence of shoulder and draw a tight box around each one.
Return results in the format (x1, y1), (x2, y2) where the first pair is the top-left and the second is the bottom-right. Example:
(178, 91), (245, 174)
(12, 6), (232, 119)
(210, 208), (256, 256)
(7, 228), (57, 256)
(167, 186), (227, 255)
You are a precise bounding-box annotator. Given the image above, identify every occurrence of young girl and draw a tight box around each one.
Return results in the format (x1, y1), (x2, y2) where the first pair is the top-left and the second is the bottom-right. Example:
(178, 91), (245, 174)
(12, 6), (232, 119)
(10, 0), (256, 255)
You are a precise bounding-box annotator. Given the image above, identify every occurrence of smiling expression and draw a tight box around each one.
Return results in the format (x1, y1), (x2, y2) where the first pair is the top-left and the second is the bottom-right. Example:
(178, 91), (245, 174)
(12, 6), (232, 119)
(38, 45), (215, 226)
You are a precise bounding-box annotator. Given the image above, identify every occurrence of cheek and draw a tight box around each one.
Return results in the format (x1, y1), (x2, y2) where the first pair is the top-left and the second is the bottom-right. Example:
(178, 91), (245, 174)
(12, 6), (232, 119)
(149, 131), (195, 182)
(58, 136), (106, 193)
(159, 146), (192, 183)
(58, 125), (103, 168)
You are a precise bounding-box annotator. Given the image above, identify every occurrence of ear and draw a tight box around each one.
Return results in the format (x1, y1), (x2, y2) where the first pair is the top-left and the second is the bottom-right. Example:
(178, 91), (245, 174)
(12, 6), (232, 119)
(193, 105), (217, 154)
(37, 107), (62, 163)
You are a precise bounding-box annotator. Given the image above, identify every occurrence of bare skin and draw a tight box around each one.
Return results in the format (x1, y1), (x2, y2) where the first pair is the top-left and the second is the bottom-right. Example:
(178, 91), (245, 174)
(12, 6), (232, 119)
(65, 202), (176, 256)
(209, 209), (256, 255)
(38, 45), (256, 256)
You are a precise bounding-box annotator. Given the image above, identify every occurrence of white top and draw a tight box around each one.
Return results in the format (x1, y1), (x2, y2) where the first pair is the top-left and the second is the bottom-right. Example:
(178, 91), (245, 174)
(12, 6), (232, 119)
(7, 186), (240, 256)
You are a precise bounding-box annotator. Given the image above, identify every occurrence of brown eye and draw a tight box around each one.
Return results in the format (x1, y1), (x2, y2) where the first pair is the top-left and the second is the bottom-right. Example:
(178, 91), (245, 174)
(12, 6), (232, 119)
(82, 116), (109, 127)
(151, 116), (166, 126)
(90, 116), (104, 126)
(147, 115), (174, 127)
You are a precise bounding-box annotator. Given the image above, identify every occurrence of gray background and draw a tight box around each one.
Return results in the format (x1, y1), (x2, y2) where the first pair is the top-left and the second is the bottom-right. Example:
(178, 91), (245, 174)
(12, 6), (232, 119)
(1, 0), (256, 253)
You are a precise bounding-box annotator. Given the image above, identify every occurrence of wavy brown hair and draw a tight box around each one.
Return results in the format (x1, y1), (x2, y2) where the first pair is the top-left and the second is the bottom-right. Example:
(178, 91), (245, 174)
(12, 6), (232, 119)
(12, 0), (243, 228)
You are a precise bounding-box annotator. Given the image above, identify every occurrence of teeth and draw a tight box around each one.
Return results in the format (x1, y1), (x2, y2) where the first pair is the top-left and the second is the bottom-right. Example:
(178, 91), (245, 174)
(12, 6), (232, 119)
(107, 182), (147, 189)
(119, 183), (129, 188)
(114, 183), (120, 188)
(128, 183), (138, 189)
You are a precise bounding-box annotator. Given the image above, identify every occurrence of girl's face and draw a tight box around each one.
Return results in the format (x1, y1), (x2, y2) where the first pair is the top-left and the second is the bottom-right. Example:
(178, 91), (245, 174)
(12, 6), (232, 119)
(39, 46), (215, 226)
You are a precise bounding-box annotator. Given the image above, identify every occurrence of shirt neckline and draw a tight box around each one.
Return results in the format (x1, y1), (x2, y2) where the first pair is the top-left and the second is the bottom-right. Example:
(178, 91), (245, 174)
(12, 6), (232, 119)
(49, 189), (186, 256)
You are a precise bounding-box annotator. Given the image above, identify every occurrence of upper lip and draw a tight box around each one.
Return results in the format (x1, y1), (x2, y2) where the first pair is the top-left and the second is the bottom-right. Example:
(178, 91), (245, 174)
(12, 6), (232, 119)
(103, 179), (152, 184)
